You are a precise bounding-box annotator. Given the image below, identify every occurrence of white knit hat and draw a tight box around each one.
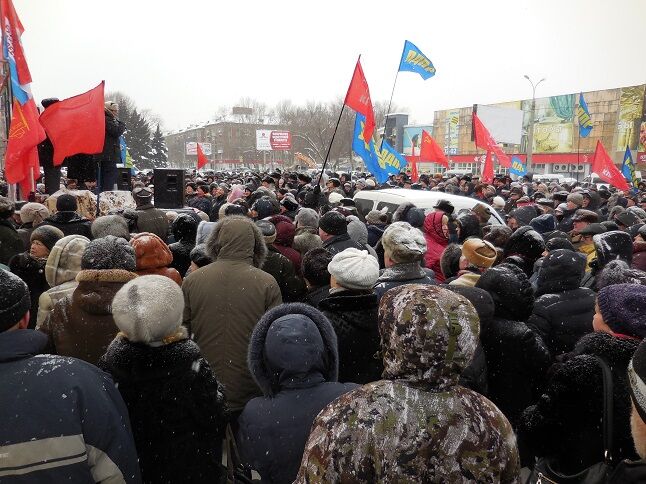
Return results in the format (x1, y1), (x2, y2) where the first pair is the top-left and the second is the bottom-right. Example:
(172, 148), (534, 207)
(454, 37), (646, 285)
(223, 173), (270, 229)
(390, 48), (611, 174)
(328, 192), (344, 204)
(328, 248), (379, 290)
(111, 275), (186, 344)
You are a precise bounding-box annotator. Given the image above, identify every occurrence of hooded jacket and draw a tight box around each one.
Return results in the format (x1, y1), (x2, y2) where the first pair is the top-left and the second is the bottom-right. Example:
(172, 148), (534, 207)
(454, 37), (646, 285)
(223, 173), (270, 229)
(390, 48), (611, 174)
(182, 216), (282, 411)
(0, 330), (141, 483)
(526, 249), (595, 357)
(130, 232), (182, 285)
(296, 285), (520, 483)
(423, 211), (449, 282)
(475, 264), (550, 427)
(519, 332), (640, 474)
(99, 335), (227, 484)
(503, 226), (546, 277)
(238, 304), (358, 484)
(319, 290), (382, 384)
(39, 268), (138, 365)
(36, 235), (90, 328)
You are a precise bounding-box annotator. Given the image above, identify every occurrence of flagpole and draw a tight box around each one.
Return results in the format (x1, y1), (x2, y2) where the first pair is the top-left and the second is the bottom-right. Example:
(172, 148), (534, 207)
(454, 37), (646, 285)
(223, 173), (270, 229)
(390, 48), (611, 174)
(317, 104), (345, 185)
(576, 128), (581, 184)
(380, 70), (400, 152)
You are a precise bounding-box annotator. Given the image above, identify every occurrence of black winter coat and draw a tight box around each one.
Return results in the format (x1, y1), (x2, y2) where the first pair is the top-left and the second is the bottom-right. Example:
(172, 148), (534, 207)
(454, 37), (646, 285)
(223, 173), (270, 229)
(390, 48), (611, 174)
(262, 247), (306, 302)
(321, 233), (365, 256)
(9, 253), (47, 329)
(481, 316), (551, 428)
(373, 262), (437, 301)
(526, 249), (595, 357)
(99, 336), (228, 484)
(303, 285), (330, 308)
(169, 240), (194, 277)
(96, 111), (126, 165)
(41, 212), (93, 239)
(519, 332), (640, 475)
(187, 195), (212, 215)
(319, 290), (382, 384)
(0, 219), (24, 265)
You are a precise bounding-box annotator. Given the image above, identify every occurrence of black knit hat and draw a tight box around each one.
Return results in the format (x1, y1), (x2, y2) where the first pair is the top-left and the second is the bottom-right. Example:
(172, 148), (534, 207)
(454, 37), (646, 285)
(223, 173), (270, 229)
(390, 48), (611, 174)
(0, 269), (30, 331)
(56, 194), (78, 212)
(81, 235), (136, 271)
(30, 225), (64, 252)
(319, 211), (348, 236)
(598, 283), (646, 338)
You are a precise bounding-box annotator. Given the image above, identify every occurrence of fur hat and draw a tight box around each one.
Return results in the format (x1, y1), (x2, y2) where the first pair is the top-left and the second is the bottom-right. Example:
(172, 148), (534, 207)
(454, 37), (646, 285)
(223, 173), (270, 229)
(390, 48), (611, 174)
(504, 226), (546, 262)
(81, 235), (137, 271)
(572, 209), (599, 223)
(476, 263), (534, 321)
(0, 269), (30, 331)
(0, 196), (14, 219)
(252, 196), (279, 219)
(302, 247), (333, 287)
(328, 192), (344, 205)
(381, 222), (426, 264)
(19, 203), (50, 225)
(483, 225), (513, 249)
(365, 209), (388, 225)
(30, 225), (64, 252)
(189, 244), (212, 268)
(256, 220), (277, 244)
(319, 211), (348, 236)
(567, 192), (584, 207)
(91, 215), (131, 241)
(440, 243), (463, 280)
(328, 248), (379, 290)
(56, 194), (78, 212)
(112, 275), (186, 344)
(294, 208), (319, 229)
(529, 214), (557, 234)
(434, 199), (455, 215)
(491, 196), (505, 210)
(598, 283), (646, 338)
(462, 238), (497, 269)
(171, 214), (198, 242)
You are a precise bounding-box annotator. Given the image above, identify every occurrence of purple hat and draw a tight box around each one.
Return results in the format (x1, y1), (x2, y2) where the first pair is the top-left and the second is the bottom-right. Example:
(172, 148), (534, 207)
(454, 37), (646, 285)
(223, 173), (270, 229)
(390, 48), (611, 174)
(597, 283), (646, 338)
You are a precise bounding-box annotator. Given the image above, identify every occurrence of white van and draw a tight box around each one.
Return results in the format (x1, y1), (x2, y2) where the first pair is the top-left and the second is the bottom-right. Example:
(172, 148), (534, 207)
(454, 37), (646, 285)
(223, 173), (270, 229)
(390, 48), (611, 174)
(354, 189), (504, 225)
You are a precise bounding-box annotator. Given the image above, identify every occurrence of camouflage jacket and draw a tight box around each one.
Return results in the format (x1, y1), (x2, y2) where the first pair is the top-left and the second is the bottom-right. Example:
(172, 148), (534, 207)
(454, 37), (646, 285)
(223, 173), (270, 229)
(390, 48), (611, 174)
(296, 284), (521, 483)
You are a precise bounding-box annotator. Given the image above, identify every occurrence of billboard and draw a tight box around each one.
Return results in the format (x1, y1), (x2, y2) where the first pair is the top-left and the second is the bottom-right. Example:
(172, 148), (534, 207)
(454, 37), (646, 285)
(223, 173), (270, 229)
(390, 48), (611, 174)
(615, 85), (645, 151)
(476, 104), (523, 145)
(444, 110), (459, 155)
(530, 94), (575, 153)
(256, 130), (292, 151)
(402, 125), (433, 156)
(186, 142), (212, 156)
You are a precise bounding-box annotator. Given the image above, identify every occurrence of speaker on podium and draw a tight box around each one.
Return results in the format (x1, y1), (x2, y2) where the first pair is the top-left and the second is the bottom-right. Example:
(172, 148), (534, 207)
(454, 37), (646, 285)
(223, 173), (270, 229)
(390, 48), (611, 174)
(153, 169), (185, 208)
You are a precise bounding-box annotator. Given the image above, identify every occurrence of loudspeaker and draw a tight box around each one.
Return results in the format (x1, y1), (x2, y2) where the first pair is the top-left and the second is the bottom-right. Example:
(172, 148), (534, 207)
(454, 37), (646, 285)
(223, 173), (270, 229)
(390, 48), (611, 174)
(116, 168), (132, 191)
(154, 169), (185, 209)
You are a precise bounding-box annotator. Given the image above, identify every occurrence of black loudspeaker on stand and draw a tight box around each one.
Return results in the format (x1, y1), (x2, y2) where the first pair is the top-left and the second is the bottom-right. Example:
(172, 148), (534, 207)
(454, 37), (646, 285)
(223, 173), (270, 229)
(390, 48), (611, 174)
(153, 169), (185, 209)
(116, 168), (132, 191)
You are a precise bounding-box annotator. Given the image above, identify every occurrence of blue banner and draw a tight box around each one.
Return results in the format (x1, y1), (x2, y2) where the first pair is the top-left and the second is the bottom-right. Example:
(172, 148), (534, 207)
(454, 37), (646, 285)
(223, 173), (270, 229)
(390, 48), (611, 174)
(398, 40), (436, 80)
(509, 155), (527, 177)
(576, 92), (593, 138)
(621, 146), (638, 192)
(353, 114), (407, 183)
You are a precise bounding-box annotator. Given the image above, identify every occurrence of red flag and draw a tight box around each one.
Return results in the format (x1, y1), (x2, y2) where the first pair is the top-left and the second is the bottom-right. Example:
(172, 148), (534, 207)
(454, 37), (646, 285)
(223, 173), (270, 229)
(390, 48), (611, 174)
(39, 82), (106, 166)
(420, 130), (448, 168)
(592, 140), (629, 191)
(196, 142), (209, 169)
(4, 98), (45, 194)
(410, 159), (419, 182)
(344, 59), (375, 141)
(1, 0), (32, 85)
(481, 151), (494, 184)
(472, 113), (511, 168)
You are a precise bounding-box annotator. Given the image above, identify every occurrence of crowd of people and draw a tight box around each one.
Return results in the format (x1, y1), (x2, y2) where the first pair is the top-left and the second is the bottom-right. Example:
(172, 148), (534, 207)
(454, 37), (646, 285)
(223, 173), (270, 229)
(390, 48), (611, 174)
(2, 163), (646, 483)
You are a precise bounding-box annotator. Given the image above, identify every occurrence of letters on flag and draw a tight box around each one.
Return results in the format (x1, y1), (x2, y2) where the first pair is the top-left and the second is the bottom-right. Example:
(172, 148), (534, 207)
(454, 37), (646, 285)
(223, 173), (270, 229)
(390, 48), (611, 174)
(472, 113), (511, 168)
(344, 59), (376, 142)
(398, 40), (436, 80)
(592, 140), (629, 191)
(196, 142), (209, 169)
(577, 92), (593, 138)
(39, 82), (106, 165)
(509, 155), (527, 177)
(419, 130), (448, 167)
(1, 0), (32, 105)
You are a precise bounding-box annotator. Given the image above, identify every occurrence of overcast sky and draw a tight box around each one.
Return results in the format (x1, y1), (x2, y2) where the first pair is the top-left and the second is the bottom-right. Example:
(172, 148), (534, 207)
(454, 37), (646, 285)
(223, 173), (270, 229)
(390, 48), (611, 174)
(16, 0), (646, 131)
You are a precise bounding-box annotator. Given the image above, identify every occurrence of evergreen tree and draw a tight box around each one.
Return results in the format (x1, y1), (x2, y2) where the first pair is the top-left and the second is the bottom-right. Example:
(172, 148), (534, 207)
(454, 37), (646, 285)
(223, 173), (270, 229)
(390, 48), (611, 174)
(150, 124), (168, 168)
(123, 108), (153, 169)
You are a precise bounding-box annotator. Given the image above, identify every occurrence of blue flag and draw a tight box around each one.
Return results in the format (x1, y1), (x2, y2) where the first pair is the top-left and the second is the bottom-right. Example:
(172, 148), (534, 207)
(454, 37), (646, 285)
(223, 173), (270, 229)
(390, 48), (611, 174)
(398, 40), (436, 80)
(577, 92), (593, 138)
(353, 114), (407, 183)
(621, 146), (638, 193)
(352, 113), (383, 181)
(509, 155), (527, 177)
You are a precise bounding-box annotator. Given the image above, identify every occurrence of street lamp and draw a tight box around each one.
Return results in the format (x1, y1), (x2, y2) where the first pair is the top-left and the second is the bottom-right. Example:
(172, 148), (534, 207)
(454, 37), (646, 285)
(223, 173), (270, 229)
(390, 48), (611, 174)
(524, 75), (545, 172)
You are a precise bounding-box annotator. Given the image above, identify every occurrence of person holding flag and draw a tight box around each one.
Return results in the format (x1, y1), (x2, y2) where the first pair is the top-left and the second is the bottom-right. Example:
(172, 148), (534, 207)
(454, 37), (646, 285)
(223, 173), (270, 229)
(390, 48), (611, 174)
(95, 101), (126, 192)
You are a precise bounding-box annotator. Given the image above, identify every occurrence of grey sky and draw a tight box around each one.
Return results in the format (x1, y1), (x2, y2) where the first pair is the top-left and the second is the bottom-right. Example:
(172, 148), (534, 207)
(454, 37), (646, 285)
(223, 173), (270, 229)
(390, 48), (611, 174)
(16, 0), (646, 131)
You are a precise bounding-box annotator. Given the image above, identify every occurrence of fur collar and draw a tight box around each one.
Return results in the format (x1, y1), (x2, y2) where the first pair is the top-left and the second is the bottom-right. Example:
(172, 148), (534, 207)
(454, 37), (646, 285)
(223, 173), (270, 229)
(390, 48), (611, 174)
(76, 269), (138, 284)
